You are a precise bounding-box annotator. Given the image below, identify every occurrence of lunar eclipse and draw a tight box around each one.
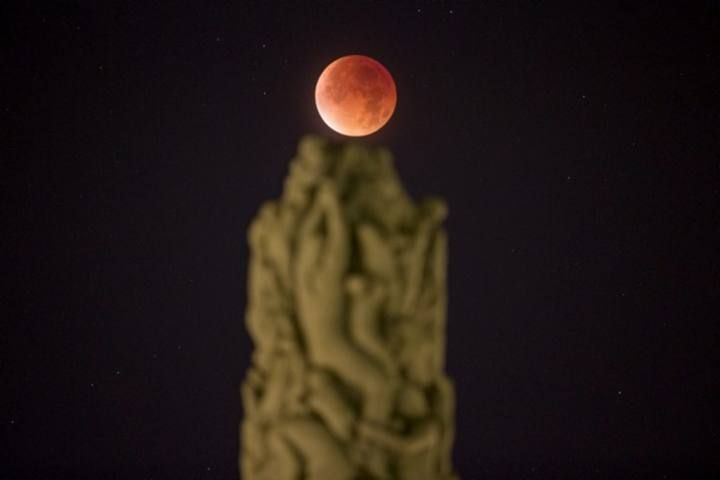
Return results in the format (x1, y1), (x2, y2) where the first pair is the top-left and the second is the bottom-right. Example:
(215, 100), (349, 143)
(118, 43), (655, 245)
(315, 55), (397, 137)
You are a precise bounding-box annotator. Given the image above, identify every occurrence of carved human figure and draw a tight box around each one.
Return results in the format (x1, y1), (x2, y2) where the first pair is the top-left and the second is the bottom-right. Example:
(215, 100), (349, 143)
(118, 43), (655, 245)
(294, 181), (398, 425)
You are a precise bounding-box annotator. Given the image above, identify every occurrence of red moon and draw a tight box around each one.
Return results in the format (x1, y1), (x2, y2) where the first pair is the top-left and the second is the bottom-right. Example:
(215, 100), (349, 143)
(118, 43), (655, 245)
(315, 55), (397, 137)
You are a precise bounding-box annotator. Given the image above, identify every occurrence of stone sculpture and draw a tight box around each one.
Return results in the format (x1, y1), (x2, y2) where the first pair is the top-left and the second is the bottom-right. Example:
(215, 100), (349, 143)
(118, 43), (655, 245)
(239, 135), (458, 480)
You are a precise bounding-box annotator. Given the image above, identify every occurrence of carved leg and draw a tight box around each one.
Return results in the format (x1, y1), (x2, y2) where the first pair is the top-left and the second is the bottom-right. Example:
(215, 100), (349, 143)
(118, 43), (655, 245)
(279, 417), (355, 480)
(307, 369), (356, 441)
(401, 199), (447, 316)
(347, 275), (396, 375)
(254, 429), (301, 480)
(314, 342), (397, 425)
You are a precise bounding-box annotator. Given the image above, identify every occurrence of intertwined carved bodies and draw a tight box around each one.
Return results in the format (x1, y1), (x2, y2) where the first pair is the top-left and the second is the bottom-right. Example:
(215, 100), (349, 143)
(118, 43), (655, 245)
(241, 136), (458, 480)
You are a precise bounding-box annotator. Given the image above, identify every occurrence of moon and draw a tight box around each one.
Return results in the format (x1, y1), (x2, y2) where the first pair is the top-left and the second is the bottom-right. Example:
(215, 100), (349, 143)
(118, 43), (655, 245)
(315, 55), (397, 137)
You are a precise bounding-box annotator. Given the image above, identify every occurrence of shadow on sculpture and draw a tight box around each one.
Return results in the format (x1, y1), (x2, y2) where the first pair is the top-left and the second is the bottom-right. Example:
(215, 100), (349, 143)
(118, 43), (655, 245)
(240, 135), (458, 480)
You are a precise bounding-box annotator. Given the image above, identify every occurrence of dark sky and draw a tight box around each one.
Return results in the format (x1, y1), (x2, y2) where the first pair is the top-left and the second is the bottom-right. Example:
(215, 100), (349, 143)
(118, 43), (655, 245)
(3, 1), (719, 478)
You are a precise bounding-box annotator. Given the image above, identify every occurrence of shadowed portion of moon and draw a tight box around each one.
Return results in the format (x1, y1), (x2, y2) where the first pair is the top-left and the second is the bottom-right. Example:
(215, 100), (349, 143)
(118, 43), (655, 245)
(315, 55), (397, 137)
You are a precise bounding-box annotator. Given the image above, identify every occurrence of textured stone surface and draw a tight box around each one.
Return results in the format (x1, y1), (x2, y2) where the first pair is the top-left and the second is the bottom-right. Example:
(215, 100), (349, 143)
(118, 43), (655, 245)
(240, 135), (458, 480)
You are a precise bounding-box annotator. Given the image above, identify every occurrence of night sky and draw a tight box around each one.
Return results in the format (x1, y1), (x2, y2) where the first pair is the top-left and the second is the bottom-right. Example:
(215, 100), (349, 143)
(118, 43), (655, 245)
(3, 2), (720, 478)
